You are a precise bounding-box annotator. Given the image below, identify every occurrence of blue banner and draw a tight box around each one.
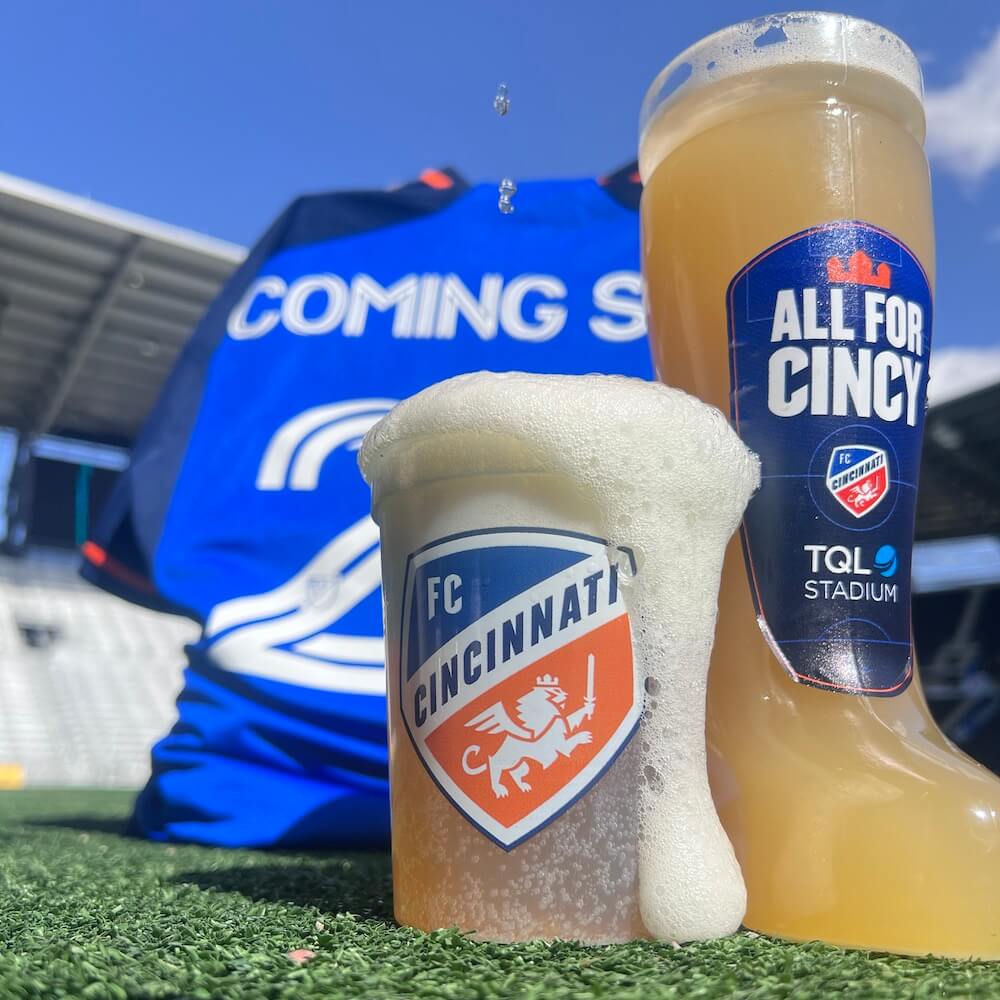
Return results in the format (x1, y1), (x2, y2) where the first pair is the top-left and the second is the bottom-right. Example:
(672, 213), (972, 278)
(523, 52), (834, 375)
(85, 165), (651, 847)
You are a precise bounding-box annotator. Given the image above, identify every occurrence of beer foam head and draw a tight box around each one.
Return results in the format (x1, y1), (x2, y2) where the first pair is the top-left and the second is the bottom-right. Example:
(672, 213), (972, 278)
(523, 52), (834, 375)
(639, 12), (924, 182)
(361, 372), (760, 942)
(360, 372), (758, 518)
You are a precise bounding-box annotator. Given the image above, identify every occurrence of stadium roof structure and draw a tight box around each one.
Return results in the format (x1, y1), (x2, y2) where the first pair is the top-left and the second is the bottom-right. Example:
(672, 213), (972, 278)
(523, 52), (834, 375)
(0, 172), (244, 446)
(917, 376), (1000, 542)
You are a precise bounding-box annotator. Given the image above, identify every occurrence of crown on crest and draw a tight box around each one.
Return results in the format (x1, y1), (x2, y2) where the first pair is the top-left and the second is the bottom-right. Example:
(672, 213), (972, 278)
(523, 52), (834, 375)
(827, 249), (891, 289)
(536, 674), (561, 687)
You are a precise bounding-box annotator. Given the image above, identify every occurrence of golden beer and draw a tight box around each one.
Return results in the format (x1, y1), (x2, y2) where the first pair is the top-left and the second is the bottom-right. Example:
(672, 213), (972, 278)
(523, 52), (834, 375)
(640, 13), (1000, 958)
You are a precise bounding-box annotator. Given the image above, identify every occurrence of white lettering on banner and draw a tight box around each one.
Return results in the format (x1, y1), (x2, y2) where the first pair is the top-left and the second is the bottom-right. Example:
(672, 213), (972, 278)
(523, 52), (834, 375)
(226, 271), (647, 343)
(205, 515), (386, 695)
(282, 274), (350, 335)
(228, 276), (287, 339)
(256, 399), (396, 491)
(343, 274), (419, 337)
(415, 275), (440, 337)
(436, 274), (503, 340)
(590, 271), (645, 342)
(500, 275), (567, 342)
(205, 399), (408, 694)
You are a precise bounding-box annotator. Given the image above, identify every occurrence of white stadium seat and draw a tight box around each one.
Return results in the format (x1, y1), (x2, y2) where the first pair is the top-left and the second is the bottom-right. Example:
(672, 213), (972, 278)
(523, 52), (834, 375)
(0, 547), (196, 787)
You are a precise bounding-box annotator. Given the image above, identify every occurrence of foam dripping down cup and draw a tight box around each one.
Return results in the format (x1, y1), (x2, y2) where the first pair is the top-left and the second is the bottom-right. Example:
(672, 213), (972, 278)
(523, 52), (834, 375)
(359, 371), (759, 943)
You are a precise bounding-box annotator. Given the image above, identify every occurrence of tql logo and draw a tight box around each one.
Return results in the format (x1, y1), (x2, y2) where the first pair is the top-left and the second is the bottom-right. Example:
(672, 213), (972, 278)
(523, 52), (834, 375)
(399, 528), (641, 849)
(826, 445), (890, 518)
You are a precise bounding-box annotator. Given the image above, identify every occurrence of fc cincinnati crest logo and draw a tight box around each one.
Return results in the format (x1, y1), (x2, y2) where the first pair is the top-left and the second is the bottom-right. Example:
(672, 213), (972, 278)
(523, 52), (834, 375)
(399, 527), (641, 850)
(826, 445), (890, 518)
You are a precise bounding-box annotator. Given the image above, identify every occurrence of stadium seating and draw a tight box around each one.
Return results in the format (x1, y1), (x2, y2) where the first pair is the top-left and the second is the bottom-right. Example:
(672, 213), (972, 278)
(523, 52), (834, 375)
(0, 547), (195, 787)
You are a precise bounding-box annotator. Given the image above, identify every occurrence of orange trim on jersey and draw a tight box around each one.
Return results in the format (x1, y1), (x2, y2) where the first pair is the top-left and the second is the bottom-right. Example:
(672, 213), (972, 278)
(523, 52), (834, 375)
(81, 540), (156, 594)
(420, 169), (454, 190)
(597, 170), (642, 187)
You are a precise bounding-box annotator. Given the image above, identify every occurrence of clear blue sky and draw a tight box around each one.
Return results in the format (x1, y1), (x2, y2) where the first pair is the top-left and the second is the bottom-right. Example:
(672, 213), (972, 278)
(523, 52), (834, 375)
(2, 1), (999, 350)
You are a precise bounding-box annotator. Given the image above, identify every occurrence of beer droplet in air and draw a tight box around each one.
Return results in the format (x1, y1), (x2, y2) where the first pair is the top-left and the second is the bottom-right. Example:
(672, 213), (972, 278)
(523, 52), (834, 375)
(493, 82), (510, 117)
(498, 177), (517, 215)
(493, 84), (516, 215)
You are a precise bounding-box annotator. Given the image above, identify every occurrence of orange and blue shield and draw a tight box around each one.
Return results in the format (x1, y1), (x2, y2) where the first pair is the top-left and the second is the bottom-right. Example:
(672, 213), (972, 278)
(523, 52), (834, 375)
(826, 445), (890, 519)
(399, 528), (641, 849)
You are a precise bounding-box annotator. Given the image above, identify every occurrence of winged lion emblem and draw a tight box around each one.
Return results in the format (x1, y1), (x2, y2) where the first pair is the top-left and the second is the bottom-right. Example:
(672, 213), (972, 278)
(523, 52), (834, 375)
(461, 654), (597, 798)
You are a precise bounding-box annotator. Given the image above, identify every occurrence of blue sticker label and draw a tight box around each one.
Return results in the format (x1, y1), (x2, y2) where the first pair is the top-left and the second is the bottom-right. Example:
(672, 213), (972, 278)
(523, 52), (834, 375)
(727, 222), (931, 695)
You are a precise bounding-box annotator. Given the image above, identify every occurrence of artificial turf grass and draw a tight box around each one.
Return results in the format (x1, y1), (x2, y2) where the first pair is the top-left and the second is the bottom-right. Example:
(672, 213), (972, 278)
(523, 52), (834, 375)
(0, 792), (997, 999)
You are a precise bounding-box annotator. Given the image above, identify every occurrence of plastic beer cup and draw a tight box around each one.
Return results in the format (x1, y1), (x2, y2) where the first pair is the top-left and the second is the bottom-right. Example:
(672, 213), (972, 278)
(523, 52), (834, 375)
(360, 372), (758, 943)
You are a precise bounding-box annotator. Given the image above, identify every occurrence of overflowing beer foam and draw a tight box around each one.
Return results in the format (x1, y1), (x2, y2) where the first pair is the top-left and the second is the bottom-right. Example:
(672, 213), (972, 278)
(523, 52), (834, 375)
(638, 12), (924, 182)
(361, 372), (760, 942)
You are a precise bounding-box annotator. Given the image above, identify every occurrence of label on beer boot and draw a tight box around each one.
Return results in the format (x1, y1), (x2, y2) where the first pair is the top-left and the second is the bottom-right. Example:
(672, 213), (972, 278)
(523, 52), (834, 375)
(399, 528), (641, 849)
(726, 222), (931, 695)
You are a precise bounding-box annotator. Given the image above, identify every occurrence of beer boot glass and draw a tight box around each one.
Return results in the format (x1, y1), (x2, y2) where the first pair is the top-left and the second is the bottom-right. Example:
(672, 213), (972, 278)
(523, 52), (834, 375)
(640, 12), (1000, 958)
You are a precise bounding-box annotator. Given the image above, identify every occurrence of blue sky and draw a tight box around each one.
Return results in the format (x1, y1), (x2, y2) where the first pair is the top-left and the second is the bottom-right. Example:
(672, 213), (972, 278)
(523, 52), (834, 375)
(1, 2), (999, 352)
